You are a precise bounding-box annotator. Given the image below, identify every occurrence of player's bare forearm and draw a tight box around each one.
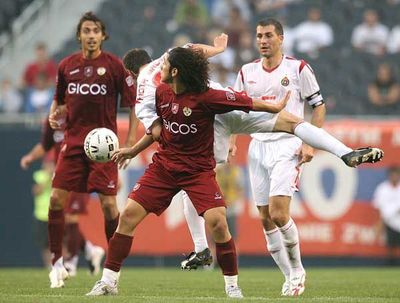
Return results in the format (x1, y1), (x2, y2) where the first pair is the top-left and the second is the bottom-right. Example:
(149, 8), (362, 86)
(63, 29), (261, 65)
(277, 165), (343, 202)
(252, 91), (291, 113)
(310, 103), (326, 128)
(191, 33), (228, 58)
(124, 108), (139, 147)
(112, 133), (154, 164)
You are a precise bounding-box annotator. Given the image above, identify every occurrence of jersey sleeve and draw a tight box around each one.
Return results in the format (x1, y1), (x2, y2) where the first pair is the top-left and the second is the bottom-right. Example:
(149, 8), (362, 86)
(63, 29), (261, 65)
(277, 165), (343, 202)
(40, 119), (55, 152)
(203, 88), (253, 114)
(299, 61), (323, 107)
(135, 77), (159, 131)
(233, 69), (245, 92)
(116, 60), (136, 108)
(53, 60), (67, 105)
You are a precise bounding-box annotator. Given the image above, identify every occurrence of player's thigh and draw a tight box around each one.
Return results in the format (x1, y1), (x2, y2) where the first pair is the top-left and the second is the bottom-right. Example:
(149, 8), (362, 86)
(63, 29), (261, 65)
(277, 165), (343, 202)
(269, 140), (302, 198)
(88, 161), (118, 195)
(248, 139), (272, 206)
(273, 110), (302, 133)
(52, 154), (88, 192)
(234, 111), (277, 134)
(214, 113), (233, 164)
(128, 163), (180, 216)
(181, 170), (226, 216)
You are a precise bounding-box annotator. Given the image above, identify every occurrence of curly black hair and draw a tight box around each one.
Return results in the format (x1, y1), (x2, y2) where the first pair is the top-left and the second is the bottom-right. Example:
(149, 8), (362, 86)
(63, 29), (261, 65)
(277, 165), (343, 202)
(123, 48), (152, 75)
(168, 47), (209, 94)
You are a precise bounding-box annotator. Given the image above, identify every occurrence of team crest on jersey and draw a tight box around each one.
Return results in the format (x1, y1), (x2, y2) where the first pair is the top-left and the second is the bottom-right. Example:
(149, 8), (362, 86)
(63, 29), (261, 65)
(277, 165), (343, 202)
(125, 75), (134, 87)
(84, 66), (93, 77)
(172, 103), (179, 114)
(225, 91), (236, 101)
(97, 67), (106, 76)
(281, 76), (290, 86)
(214, 192), (222, 200)
(183, 107), (192, 116)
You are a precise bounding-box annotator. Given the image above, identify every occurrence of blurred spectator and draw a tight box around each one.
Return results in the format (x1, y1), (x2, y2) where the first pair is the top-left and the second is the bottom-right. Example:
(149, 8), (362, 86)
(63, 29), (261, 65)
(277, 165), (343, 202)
(174, 0), (209, 33)
(373, 166), (400, 266)
(216, 162), (245, 241)
(32, 159), (54, 268)
(387, 25), (400, 54)
(235, 30), (258, 68)
(293, 7), (333, 58)
(211, 0), (251, 28)
(351, 9), (389, 56)
(367, 63), (400, 111)
(282, 19), (295, 57)
(22, 42), (57, 89)
(0, 78), (23, 113)
(252, 0), (300, 18)
(222, 6), (250, 49)
(171, 33), (191, 48)
(24, 72), (54, 113)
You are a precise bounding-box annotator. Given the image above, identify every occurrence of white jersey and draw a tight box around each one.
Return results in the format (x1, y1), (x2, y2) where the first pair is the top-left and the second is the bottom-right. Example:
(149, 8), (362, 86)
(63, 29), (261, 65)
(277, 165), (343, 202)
(373, 181), (400, 232)
(234, 55), (322, 142)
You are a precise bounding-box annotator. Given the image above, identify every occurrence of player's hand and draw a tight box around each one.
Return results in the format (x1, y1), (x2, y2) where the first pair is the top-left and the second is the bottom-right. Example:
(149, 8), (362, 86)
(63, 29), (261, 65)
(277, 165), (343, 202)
(297, 144), (314, 168)
(213, 33), (228, 53)
(49, 107), (65, 129)
(20, 154), (33, 170)
(111, 147), (137, 164)
(118, 158), (132, 170)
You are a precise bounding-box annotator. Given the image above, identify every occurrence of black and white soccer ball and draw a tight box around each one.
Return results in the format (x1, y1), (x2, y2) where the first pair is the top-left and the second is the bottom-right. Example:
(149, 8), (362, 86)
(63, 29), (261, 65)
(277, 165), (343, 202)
(84, 128), (119, 163)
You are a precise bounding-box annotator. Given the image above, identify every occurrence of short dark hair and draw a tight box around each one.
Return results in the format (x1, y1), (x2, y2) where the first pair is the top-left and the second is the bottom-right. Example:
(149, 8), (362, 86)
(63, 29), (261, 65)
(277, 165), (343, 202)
(257, 18), (284, 36)
(76, 11), (108, 41)
(168, 47), (209, 94)
(388, 166), (400, 175)
(123, 48), (152, 75)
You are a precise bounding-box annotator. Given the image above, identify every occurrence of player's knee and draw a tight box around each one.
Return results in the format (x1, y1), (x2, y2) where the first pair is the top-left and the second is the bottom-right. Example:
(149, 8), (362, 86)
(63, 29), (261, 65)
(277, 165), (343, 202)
(49, 193), (64, 210)
(100, 198), (117, 212)
(269, 210), (288, 227)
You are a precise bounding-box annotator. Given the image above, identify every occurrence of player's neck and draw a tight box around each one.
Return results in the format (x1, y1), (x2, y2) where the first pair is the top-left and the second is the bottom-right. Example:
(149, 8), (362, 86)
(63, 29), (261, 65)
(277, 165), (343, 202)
(170, 81), (186, 95)
(262, 53), (283, 70)
(82, 49), (102, 60)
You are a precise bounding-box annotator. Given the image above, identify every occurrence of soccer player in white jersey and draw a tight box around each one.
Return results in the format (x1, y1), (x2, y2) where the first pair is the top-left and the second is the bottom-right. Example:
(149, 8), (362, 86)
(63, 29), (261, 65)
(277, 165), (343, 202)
(233, 18), (322, 296)
(122, 33), (383, 280)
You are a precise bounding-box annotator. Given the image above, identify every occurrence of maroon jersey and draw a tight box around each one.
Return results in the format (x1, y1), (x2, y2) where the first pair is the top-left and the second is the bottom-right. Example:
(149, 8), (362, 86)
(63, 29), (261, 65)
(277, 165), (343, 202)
(154, 84), (253, 174)
(40, 118), (64, 159)
(54, 51), (136, 156)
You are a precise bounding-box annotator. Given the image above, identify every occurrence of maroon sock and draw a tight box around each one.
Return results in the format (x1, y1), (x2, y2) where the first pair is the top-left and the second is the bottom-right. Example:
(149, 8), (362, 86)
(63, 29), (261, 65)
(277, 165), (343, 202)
(48, 209), (65, 265)
(65, 223), (81, 258)
(104, 232), (133, 272)
(215, 238), (238, 276)
(105, 214), (120, 243)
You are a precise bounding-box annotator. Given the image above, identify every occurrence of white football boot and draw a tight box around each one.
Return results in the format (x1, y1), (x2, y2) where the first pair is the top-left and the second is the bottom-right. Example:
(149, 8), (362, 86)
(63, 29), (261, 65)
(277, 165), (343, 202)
(289, 270), (306, 296)
(49, 258), (69, 288)
(226, 285), (244, 299)
(281, 279), (291, 296)
(86, 280), (118, 296)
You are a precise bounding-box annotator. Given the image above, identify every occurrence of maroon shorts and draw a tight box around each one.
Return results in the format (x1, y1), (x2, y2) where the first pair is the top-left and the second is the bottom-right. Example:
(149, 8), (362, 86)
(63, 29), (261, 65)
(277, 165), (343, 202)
(52, 153), (118, 195)
(65, 192), (90, 214)
(129, 162), (225, 216)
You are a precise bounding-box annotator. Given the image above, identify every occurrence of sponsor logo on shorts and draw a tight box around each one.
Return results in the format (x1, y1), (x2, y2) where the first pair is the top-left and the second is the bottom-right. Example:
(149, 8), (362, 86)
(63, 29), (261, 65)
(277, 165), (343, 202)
(281, 76), (289, 86)
(84, 66), (93, 77)
(97, 67), (106, 76)
(172, 103), (179, 114)
(226, 91), (236, 101)
(214, 192), (222, 200)
(133, 183), (141, 191)
(107, 180), (116, 189)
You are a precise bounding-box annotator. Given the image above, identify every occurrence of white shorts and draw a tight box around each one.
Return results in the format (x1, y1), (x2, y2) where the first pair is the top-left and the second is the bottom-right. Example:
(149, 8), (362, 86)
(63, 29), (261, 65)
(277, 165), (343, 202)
(248, 137), (302, 206)
(214, 111), (278, 163)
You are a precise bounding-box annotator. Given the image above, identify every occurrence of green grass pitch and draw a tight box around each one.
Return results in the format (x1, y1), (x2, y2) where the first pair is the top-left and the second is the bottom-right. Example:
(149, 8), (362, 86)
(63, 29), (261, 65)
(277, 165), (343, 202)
(0, 267), (399, 302)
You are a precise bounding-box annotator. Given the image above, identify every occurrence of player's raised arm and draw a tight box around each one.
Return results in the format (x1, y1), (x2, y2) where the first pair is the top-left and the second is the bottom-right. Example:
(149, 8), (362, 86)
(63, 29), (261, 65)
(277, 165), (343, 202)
(252, 91), (291, 113)
(191, 33), (228, 58)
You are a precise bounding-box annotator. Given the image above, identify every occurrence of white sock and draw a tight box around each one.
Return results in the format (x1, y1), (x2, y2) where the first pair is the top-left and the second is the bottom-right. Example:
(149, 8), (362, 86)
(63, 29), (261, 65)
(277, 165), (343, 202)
(102, 268), (119, 286)
(65, 255), (78, 269)
(224, 275), (238, 289)
(85, 240), (95, 259)
(294, 122), (352, 157)
(54, 256), (64, 269)
(265, 228), (290, 281)
(279, 218), (304, 274)
(182, 191), (208, 253)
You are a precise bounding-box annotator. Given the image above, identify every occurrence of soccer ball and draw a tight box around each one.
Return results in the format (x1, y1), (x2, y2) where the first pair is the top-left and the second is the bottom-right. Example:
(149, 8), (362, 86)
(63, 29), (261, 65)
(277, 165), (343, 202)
(84, 128), (119, 163)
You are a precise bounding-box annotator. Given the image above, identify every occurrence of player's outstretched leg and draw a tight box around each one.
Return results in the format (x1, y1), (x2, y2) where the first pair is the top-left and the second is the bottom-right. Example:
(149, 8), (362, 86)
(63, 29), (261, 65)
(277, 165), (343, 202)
(204, 207), (243, 298)
(181, 191), (212, 270)
(341, 147), (384, 167)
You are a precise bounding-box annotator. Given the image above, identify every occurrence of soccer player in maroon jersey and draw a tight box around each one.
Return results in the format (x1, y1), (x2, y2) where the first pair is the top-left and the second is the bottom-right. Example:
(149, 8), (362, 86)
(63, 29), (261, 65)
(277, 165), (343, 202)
(86, 47), (290, 298)
(20, 118), (105, 277)
(47, 12), (137, 288)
